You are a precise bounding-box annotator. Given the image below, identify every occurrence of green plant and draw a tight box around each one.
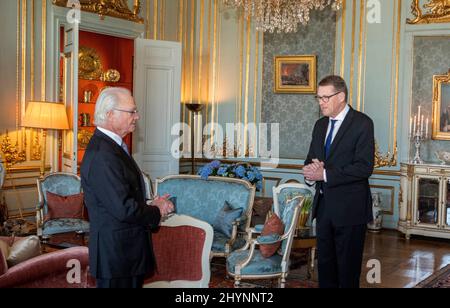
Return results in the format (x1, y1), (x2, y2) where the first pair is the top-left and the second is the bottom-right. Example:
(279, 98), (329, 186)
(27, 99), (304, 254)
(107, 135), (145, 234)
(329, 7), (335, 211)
(301, 196), (313, 214)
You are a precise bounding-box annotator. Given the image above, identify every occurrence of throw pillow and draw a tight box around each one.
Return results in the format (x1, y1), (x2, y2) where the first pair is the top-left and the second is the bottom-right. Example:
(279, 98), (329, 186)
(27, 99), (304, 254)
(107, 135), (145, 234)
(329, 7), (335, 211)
(44, 191), (85, 222)
(260, 213), (284, 258)
(0, 240), (9, 275)
(213, 201), (243, 238)
(7, 235), (41, 267)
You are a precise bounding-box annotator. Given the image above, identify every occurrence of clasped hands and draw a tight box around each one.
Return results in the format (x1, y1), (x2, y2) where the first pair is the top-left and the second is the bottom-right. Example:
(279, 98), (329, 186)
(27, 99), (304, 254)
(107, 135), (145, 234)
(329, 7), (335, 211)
(150, 193), (175, 217)
(303, 159), (325, 182)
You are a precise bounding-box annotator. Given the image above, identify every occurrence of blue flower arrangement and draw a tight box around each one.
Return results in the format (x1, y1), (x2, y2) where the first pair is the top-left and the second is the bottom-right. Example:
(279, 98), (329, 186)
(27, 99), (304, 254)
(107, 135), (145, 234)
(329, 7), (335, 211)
(198, 160), (263, 191)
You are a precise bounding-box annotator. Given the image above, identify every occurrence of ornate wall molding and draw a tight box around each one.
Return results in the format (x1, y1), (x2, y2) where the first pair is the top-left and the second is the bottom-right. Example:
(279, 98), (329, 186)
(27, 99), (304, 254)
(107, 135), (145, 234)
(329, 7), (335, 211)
(407, 0), (450, 24)
(52, 0), (144, 24)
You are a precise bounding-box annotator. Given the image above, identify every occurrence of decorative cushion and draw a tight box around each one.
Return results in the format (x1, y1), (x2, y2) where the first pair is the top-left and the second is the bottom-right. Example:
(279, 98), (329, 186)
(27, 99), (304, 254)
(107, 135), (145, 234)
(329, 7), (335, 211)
(7, 235), (41, 267)
(0, 240), (10, 275)
(213, 201), (243, 238)
(260, 214), (284, 258)
(44, 191), (85, 222)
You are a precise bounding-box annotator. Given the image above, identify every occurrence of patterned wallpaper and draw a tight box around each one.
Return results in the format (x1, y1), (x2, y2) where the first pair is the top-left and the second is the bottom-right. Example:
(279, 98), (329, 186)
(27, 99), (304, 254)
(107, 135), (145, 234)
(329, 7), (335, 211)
(261, 9), (336, 159)
(412, 36), (450, 163)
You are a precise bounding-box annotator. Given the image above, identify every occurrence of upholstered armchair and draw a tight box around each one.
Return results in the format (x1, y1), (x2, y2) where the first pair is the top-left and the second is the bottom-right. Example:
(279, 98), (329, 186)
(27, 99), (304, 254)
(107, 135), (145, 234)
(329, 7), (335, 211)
(144, 214), (213, 288)
(36, 172), (89, 238)
(0, 236), (93, 288)
(226, 196), (304, 288)
(155, 175), (255, 258)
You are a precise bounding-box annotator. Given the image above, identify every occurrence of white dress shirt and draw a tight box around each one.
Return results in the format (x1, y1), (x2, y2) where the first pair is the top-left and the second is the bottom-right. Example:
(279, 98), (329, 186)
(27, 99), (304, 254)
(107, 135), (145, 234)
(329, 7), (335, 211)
(97, 126), (123, 147)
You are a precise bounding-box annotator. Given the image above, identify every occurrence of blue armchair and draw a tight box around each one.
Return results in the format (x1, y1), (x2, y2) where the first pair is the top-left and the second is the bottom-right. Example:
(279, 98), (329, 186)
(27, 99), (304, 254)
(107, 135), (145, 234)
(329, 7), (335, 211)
(155, 175), (255, 257)
(36, 172), (89, 238)
(226, 196), (304, 288)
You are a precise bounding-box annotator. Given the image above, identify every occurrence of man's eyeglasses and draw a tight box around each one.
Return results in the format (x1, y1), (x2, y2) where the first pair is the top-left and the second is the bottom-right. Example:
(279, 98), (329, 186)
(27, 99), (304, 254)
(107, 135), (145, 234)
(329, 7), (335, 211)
(113, 108), (139, 115)
(315, 92), (341, 103)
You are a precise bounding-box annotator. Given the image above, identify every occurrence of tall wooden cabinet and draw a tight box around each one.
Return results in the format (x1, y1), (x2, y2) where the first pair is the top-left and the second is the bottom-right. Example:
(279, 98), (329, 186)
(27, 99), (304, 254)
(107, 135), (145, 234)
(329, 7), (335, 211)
(399, 163), (450, 239)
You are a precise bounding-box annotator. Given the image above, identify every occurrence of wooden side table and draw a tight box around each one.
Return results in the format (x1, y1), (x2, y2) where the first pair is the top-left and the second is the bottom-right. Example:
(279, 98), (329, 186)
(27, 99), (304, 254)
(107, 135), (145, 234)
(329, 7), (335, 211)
(292, 227), (316, 279)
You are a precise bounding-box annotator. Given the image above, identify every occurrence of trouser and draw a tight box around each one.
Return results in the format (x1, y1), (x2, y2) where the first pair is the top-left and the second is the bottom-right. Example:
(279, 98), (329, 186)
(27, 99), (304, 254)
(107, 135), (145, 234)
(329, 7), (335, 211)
(96, 275), (145, 288)
(316, 196), (367, 288)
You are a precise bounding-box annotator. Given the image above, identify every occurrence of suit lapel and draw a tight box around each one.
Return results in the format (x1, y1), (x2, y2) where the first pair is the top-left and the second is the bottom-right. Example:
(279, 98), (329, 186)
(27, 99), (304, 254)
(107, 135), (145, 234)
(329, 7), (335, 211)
(317, 119), (328, 161)
(327, 107), (355, 161)
(94, 129), (144, 189)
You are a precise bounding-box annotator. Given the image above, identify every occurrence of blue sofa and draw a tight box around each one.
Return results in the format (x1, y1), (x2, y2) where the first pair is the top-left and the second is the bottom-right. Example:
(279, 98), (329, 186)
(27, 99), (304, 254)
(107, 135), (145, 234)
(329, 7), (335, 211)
(155, 175), (256, 257)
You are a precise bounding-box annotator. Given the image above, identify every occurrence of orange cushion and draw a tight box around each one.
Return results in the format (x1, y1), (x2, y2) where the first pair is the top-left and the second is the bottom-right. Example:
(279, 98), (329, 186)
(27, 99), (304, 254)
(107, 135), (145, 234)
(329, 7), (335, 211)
(260, 214), (284, 258)
(44, 192), (85, 223)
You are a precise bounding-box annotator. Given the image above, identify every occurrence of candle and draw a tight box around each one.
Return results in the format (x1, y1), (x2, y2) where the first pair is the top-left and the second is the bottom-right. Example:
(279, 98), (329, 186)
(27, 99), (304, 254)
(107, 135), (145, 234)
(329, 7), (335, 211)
(413, 115), (417, 135)
(410, 117), (413, 136)
(418, 105), (421, 123)
(426, 117), (429, 138)
(421, 115), (424, 134)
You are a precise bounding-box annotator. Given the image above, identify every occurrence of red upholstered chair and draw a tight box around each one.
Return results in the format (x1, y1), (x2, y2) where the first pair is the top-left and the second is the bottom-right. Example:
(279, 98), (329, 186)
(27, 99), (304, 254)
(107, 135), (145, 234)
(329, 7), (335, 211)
(0, 236), (94, 288)
(144, 215), (213, 288)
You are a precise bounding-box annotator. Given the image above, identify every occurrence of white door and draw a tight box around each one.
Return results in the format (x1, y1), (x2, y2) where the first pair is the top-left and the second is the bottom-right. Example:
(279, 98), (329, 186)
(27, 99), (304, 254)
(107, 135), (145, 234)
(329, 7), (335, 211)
(61, 22), (79, 174)
(133, 39), (182, 180)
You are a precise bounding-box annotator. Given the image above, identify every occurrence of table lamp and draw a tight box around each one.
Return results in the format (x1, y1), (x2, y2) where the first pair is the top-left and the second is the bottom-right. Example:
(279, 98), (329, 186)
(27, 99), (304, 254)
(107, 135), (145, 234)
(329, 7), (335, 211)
(22, 101), (70, 178)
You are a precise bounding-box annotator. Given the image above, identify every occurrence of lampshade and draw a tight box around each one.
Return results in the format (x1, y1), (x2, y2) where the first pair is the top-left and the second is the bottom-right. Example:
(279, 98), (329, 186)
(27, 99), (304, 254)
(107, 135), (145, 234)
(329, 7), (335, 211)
(22, 101), (69, 130)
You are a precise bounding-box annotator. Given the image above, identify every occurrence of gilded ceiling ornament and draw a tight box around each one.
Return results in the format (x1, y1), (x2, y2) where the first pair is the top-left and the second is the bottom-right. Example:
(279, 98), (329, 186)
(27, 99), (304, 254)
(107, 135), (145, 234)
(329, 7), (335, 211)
(374, 142), (397, 169)
(407, 0), (450, 24)
(52, 0), (143, 23)
(79, 46), (103, 80)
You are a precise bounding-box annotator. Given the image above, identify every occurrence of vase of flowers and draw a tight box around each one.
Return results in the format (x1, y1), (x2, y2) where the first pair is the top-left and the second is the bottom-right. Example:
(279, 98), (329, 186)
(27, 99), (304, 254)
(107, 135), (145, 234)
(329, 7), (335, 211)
(198, 160), (263, 191)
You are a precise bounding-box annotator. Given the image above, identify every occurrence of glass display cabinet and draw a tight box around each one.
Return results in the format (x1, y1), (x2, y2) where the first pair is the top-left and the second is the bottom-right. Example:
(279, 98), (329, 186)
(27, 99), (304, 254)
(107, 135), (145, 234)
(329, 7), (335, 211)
(399, 163), (450, 239)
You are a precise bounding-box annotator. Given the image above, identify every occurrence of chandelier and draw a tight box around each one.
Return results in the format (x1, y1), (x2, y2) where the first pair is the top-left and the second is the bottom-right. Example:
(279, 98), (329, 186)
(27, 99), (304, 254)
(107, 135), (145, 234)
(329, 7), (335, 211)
(223, 0), (343, 33)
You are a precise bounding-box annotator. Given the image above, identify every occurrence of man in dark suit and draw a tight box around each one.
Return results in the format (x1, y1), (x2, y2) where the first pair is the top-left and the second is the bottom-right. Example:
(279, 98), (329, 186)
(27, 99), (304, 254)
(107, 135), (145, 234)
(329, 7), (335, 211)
(81, 87), (174, 288)
(304, 75), (375, 288)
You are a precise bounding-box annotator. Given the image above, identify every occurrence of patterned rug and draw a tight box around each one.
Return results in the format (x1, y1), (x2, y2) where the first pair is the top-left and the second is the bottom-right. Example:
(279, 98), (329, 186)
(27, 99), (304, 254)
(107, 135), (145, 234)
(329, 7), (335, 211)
(415, 264), (450, 288)
(209, 250), (318, 288)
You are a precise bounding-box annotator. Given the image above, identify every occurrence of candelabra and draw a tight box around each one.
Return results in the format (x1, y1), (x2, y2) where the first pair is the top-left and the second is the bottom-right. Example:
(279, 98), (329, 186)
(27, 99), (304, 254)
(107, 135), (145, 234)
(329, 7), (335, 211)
(410, 129), (425, 164)
(409, 105), (429, 165)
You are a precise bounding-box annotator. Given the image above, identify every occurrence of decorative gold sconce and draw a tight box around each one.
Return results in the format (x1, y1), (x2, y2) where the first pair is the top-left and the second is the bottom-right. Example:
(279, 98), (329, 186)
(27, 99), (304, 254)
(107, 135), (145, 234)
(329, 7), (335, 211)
(0, 131), (26, 169)
(375, 141), (397, 169)
(52, 0), (144, 23)
(407, 0), (450, 24)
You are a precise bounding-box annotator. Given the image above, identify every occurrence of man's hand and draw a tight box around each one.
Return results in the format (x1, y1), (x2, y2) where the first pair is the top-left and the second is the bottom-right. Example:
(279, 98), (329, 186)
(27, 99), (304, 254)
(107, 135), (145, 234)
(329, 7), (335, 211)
(151, 194), (175, 217)
(304, 159), (325, 182)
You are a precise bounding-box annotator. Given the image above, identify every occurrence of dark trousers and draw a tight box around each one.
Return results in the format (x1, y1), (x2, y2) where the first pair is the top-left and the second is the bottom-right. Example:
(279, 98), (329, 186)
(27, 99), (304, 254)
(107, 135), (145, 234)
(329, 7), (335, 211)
(316, 196), (367, 288)
(96, 275), (145, 288)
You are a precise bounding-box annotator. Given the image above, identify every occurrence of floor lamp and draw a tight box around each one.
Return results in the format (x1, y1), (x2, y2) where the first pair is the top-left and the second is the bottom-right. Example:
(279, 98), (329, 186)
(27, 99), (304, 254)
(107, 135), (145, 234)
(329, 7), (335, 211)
(185, 103), (204, 175)
(22, 101), (70, 178)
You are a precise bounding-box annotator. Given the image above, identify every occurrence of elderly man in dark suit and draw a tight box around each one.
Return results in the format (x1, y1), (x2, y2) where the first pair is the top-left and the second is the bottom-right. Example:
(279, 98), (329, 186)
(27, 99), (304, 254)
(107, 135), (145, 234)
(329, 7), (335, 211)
(303, 75), (375, 288)
(81, 87), (174, 288)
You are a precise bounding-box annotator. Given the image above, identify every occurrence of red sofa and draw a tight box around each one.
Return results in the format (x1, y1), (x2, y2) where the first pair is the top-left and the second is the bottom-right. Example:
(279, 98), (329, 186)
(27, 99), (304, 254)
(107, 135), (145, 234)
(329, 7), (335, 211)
(0, 237), (94, 288)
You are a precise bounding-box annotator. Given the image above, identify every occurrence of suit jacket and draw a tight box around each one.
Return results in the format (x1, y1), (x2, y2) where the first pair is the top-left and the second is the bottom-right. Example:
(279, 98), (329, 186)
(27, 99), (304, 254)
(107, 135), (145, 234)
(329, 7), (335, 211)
(81, 129), (161, 279)
(305, 107), (375, 227)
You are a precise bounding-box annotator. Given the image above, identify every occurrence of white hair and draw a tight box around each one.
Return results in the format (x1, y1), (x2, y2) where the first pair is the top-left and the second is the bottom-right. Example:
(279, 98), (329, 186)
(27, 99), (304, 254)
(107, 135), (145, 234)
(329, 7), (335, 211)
(94, 87), (132, 126)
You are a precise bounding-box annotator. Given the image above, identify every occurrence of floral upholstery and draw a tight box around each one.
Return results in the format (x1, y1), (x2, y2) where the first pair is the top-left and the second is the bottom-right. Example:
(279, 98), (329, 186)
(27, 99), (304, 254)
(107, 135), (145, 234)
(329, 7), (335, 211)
(155, 175), (255, 257)
(226, 195), (304, 288)
(36, 172), (89, 237)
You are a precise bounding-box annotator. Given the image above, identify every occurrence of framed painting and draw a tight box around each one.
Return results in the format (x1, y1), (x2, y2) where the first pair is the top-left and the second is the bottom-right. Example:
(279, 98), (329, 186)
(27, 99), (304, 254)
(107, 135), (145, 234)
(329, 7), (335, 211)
(274, 55), (317, 94)
(432, 70), (450, 140)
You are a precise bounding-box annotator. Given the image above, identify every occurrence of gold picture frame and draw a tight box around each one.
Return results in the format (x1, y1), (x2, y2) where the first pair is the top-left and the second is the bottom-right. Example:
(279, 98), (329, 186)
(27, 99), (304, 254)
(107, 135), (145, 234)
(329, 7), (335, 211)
(432, 70), (450, 140)
(274, 55), (317, 94)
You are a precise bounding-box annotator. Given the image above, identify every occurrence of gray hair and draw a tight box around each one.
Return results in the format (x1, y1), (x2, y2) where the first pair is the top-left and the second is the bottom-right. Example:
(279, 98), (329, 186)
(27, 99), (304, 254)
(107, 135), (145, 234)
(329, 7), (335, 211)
(94, 87), (132, 126)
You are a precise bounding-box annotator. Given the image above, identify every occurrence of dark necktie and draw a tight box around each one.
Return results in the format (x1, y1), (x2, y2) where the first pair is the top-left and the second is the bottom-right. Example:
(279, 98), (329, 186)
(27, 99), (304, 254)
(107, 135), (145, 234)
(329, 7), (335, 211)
(324, 119), (337, 159)
(121, 141), (130, 156)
